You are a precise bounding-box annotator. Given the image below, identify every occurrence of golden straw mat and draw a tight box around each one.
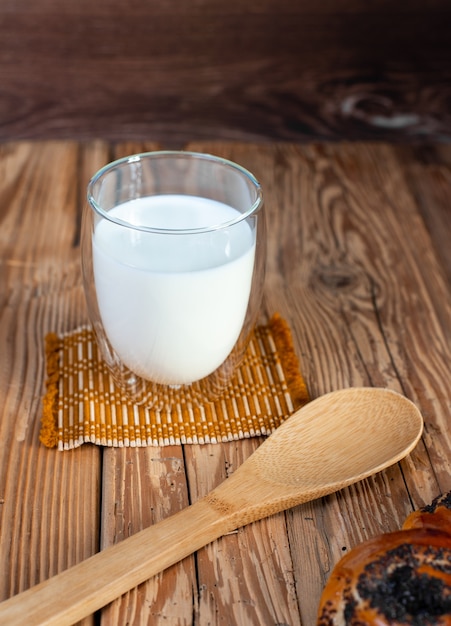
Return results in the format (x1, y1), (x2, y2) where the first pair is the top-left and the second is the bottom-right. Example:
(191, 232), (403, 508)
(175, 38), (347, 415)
(40, 314), (309, 450)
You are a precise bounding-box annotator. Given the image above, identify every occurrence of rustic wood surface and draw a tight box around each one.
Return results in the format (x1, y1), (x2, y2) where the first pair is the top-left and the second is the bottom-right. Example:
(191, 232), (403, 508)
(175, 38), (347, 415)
(0, 140), (450, 625)
(1, 1), (451, 143)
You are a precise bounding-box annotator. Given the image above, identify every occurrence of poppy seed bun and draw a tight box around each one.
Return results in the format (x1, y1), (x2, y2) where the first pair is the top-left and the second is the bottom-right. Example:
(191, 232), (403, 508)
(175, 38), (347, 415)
(317, 492), (451, 625)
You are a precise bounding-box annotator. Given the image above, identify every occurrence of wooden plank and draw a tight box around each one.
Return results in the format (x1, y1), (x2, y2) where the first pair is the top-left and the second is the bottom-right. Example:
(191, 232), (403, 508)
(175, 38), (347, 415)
(392, 143), (451, 286)
(3, 0), (450, 13)
(0, 141), (109, 625)
(97, 140), (199, 625)
(99, 447), (196, 624)
(1, 1), (451, 142)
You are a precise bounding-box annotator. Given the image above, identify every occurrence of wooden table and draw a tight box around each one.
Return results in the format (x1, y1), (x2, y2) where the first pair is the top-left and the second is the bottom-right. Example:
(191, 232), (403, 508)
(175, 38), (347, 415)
(0, 140), (450, 625)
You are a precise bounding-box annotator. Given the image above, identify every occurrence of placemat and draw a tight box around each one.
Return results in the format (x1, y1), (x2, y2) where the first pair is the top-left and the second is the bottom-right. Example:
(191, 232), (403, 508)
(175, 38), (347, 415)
(40, 314), (309, 450)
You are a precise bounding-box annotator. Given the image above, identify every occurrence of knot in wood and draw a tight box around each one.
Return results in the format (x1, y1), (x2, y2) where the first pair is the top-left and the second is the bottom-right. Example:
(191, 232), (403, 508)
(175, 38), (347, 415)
(313, 264), (359, 292)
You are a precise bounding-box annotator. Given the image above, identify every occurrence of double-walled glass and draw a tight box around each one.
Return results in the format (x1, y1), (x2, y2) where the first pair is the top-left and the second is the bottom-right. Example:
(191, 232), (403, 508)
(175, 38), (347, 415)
(81, 151), (265, 407)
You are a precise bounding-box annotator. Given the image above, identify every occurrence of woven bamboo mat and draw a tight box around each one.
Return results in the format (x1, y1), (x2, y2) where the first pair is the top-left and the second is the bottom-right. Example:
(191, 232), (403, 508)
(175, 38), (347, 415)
(40, 314), (309, 450)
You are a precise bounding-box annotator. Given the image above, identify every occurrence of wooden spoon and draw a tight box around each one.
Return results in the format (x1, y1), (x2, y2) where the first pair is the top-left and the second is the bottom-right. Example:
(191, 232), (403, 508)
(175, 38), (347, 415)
(0, 387), (423, 625)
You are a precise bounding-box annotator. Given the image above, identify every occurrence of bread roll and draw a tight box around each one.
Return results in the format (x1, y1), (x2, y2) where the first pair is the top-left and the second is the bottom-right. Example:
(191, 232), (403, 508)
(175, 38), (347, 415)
(317, 492), (451, 625)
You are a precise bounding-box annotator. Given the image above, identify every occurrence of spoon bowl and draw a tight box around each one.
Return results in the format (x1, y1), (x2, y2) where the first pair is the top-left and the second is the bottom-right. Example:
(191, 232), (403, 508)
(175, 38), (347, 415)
(204, 387), (423, 526)
(0, 387), (423, 626)
(252, 386), (422, 488)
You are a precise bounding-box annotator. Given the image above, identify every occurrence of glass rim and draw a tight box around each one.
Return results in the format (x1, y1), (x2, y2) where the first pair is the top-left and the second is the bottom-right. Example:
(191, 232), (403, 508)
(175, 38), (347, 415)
(87, 150), (263, 235)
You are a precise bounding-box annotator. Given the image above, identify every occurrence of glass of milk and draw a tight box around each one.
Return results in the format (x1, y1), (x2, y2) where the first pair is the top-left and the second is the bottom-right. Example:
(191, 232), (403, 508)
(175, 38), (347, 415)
(81, 151), (265, 407)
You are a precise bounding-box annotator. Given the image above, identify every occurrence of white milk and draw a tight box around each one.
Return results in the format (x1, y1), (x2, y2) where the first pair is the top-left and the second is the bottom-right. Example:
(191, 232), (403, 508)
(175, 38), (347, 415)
(93, 195), (256, 385)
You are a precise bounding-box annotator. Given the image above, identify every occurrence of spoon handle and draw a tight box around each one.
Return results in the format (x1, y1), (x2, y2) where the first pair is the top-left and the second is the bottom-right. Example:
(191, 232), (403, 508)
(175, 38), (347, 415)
(0, 498), (229, 626)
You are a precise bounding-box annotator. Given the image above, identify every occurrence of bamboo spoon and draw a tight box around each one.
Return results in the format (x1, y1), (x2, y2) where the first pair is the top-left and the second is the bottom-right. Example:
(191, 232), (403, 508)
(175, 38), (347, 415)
(0, 387), (423, 626)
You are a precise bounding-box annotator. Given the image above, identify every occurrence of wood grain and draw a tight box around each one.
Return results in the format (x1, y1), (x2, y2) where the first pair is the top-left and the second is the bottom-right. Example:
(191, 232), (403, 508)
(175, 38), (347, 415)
(0, 141), (109, 626)
(1, 1), (451, 143)
(0, 140), (449, 625)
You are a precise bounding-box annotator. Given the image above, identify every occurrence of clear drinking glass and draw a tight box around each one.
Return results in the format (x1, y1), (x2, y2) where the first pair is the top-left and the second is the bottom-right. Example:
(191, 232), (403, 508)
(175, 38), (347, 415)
(81, 151), (265, 408)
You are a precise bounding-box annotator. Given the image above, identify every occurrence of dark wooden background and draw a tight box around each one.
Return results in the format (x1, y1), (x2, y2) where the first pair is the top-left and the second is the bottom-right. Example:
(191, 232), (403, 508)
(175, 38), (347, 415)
(1, 0), (451, 144)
